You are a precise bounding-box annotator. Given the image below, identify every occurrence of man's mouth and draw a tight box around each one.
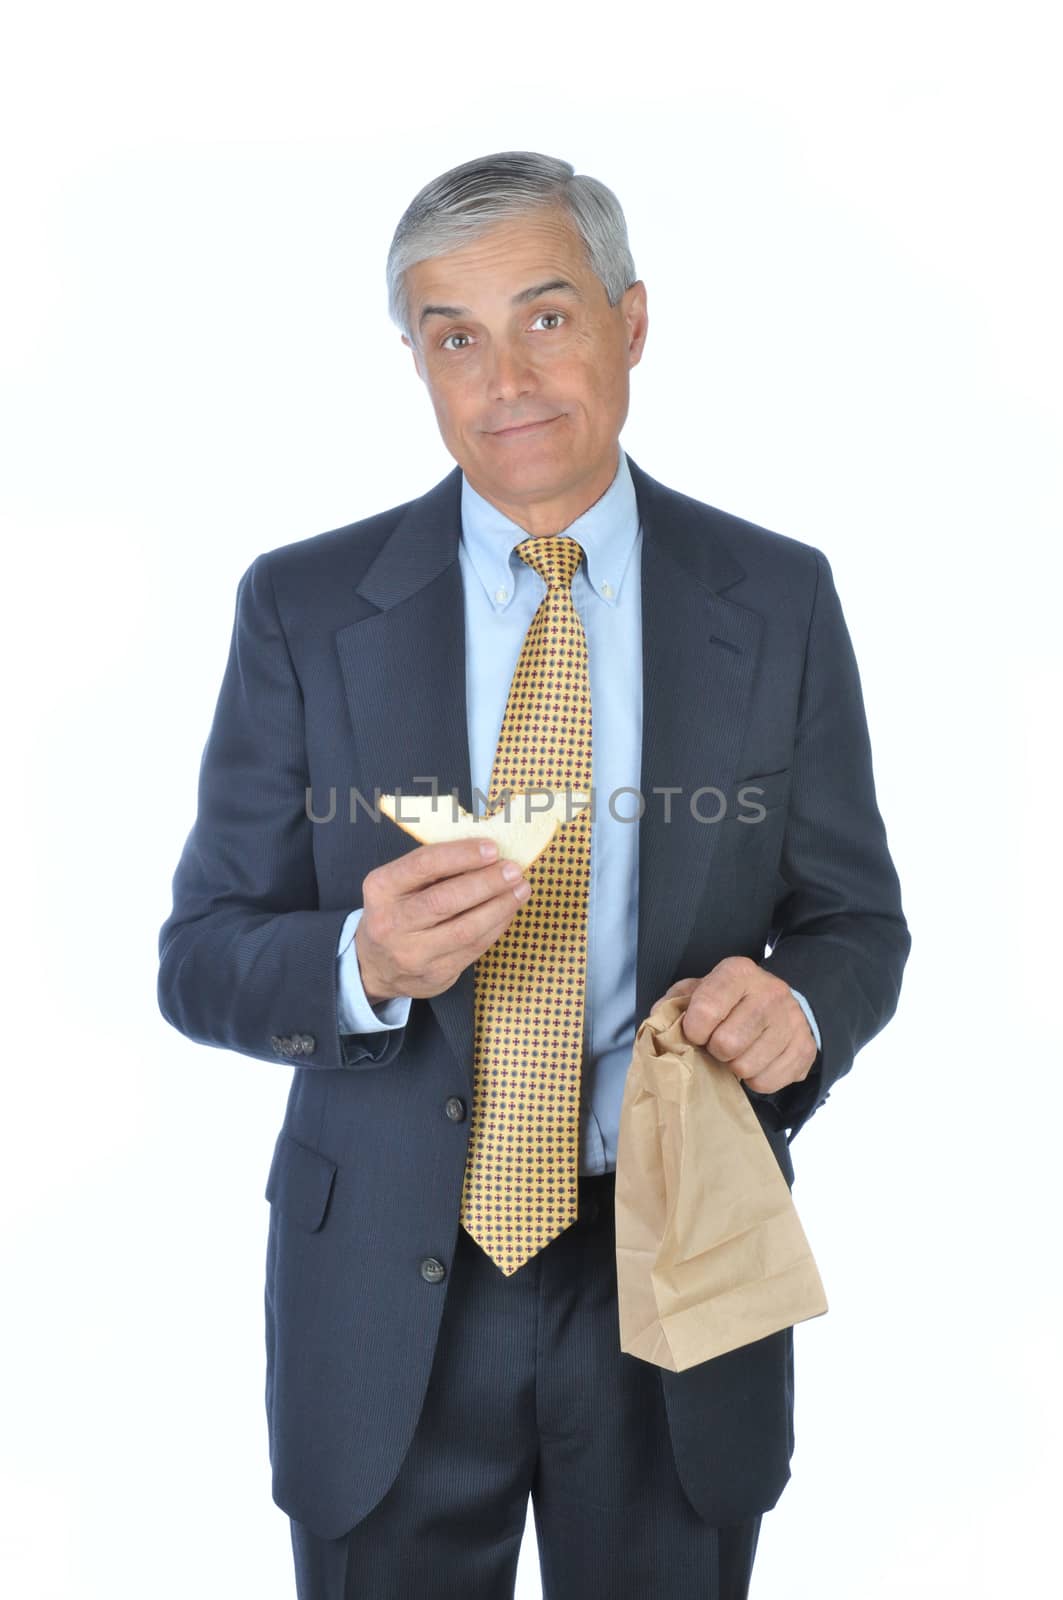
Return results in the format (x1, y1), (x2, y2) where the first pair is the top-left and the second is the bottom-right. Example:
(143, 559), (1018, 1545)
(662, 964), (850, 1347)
(489, 416), (561, 437)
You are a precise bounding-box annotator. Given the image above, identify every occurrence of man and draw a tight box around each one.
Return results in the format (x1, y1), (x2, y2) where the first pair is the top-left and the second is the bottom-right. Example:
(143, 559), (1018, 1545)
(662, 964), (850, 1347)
(158, 150), (910, 1599)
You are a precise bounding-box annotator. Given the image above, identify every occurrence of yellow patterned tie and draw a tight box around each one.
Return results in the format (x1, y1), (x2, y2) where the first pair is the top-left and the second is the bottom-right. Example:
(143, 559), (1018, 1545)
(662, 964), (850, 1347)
(459, 534), (593, 1276)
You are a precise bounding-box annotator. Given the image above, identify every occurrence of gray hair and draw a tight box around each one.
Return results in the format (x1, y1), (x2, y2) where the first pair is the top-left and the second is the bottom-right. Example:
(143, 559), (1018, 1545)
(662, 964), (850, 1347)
(386, 150), (638, 345)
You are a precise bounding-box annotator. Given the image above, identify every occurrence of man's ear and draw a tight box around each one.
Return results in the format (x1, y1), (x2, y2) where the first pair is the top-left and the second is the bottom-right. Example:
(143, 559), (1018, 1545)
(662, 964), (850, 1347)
(401, 333), (424, 382)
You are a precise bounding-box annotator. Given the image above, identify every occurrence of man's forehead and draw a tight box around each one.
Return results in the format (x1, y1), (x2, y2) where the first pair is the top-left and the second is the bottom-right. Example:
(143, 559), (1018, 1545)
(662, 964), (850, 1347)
(409, 213), (588, 298)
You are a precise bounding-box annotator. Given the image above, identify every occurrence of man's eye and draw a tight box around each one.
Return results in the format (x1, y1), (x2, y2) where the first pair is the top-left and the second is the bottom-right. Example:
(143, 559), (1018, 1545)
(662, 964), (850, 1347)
(440, 311), (566, 352)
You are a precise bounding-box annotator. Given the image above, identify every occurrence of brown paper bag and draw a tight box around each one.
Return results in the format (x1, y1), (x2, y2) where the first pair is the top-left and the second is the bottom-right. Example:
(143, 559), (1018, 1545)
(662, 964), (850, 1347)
(615, 993), (828, 1371)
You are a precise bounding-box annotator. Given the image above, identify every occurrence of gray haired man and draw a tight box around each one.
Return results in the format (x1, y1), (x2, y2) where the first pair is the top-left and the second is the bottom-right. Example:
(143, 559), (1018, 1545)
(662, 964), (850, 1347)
(158, 150), (910, 1599)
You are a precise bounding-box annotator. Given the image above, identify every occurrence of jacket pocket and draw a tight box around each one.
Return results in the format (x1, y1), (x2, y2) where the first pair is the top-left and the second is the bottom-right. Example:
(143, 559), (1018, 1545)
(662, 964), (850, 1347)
(732, 767), (791, 819)
(264, 1132), (338, 1233)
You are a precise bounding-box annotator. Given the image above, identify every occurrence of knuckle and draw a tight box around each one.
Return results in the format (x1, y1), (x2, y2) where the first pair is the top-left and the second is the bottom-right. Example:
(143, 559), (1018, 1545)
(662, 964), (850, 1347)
(463, 903), (498, 945)
(421, 881), (454, 920)
(709, 1025), (743, 1059)
(456, 897), (485, 931)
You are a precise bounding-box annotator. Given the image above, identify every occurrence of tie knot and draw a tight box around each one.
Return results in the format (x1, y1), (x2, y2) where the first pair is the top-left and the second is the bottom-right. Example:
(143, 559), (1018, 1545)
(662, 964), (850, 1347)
(515, 535), (584, 592)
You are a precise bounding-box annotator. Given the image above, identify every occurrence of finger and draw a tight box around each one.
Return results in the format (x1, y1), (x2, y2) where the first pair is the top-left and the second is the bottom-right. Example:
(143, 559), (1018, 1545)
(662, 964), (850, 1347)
(400, 857), (528, 933)
(710, 985), (816, 1062)
(378, 837), (505, 899)
(742, 1036), (816, 1097)
(718, 1020), (789, 1084)
(413, 875), (530, 966)
(681, 959), (757, 1047)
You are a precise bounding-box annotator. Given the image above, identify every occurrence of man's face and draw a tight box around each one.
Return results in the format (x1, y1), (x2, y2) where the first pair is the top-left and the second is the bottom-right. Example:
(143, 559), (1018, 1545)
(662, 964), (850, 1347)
(401, 206), (648, 533)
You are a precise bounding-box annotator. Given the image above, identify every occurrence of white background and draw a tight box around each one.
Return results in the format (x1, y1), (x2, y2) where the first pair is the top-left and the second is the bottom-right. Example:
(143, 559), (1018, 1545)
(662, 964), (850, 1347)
(3, 2), (1060, 1595)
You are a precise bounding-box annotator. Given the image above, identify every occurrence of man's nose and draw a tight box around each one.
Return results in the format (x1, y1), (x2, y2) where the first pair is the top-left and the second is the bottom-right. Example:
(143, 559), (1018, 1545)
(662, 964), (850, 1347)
(486, 342), (536, 402)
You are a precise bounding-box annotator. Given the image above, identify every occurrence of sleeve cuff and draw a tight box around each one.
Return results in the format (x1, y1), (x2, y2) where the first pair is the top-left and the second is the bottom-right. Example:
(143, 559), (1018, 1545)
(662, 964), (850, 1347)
(788, 985), (821, 1051)
(337, 909), (413, 1034)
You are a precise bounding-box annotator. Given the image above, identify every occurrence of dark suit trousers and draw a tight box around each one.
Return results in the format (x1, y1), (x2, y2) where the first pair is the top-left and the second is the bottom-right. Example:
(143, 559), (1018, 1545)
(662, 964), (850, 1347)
(289, 1170), (763, 1600)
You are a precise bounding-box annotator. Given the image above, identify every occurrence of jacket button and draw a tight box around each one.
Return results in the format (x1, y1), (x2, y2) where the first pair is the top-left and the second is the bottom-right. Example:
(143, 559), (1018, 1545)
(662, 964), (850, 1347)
(270, 1036), (283, 1054)
(296, 1033), (317, 1056)
(420, 1257), (446, 1284)
(444, 1096), (466, 1122)
(280, 1038), (295, 1057)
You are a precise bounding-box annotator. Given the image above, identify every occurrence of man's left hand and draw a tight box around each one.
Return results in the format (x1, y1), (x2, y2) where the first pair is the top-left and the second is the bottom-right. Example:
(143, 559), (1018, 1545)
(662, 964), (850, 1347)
(649, 956), (818, 1096)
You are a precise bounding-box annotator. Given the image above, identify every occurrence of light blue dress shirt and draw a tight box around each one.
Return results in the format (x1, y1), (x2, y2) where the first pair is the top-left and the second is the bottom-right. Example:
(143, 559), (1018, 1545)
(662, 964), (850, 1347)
(335, 447), (820, 1173)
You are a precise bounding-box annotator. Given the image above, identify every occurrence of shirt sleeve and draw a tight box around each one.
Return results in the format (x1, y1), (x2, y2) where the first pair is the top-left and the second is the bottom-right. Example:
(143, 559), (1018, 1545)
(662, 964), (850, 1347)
(788, 985), (821, 1051)
(337, 908), (414, 1034)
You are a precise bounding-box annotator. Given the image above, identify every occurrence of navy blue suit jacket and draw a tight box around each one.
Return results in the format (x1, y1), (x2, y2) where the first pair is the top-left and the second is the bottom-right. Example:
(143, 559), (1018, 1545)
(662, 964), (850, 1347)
(158, 453), (910, 1538)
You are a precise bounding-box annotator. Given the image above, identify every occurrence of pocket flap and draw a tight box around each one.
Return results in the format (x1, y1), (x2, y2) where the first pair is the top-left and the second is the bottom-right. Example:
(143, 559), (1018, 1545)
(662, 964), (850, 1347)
(733, 767), (791, 817)
(264, 1133), (338, 1233)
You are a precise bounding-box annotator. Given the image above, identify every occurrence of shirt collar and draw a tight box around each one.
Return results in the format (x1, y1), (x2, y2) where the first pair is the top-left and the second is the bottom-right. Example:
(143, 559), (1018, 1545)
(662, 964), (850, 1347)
(459, 445), (640, 611)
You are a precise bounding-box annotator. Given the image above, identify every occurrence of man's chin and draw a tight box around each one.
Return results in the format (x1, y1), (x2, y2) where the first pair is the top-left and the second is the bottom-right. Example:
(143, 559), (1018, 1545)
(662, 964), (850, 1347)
(463, 441), (570, 488)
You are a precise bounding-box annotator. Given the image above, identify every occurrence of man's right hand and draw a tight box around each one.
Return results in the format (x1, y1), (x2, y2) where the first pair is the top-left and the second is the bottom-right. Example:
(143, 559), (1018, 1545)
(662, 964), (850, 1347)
(353, 839), (533, 1005)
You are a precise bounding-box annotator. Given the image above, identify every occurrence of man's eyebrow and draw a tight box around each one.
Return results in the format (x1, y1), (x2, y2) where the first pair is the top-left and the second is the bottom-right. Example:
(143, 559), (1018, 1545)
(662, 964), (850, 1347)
(417, 279), (583, 331)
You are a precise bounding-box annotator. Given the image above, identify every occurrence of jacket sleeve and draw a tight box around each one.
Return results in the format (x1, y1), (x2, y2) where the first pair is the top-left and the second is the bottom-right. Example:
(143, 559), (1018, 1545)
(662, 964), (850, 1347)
(157, 551), (408, 1071)
(756, 547), (911, 1143)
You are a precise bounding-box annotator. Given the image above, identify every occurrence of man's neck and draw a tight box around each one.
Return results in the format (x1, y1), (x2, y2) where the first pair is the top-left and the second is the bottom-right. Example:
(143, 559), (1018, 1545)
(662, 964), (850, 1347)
(464, 445), (620, 537)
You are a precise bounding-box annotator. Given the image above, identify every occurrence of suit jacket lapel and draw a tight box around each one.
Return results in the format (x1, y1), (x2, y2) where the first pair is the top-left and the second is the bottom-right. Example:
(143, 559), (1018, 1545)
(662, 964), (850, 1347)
(334, 453), (761, 1094)
(335, 466), (477, 1084)
(630, 458), (763, 1031)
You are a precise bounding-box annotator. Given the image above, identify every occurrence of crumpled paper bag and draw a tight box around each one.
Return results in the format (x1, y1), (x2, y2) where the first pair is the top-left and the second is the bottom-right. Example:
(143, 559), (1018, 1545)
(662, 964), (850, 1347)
(615, 993), (828, 1371)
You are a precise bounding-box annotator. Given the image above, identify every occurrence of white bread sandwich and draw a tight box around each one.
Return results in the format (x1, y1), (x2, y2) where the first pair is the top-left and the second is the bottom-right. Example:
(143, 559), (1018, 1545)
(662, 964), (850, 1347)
(378, 790), (591, 871)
